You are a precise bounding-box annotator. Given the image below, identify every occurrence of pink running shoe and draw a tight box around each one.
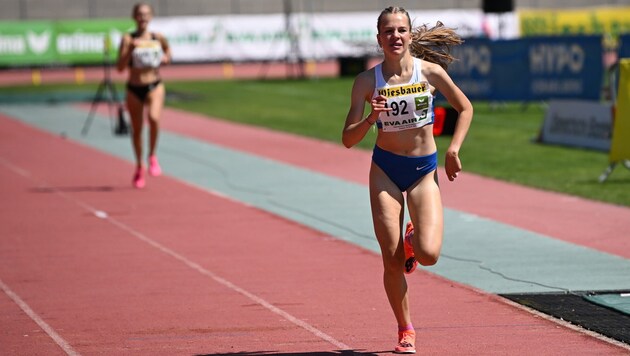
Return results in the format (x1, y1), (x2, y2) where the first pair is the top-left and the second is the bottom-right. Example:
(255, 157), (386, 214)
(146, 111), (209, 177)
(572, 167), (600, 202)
(148, 155), (162, 176)
(394, 329), (416, 354)
(133, 167), (145, 189)
(404, 221), (418, 274)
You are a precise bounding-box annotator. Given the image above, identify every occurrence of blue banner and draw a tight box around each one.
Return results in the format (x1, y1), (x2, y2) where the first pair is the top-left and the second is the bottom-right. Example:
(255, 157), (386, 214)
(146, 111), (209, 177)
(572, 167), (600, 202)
(619, 35), (630, 59)
(527, 36), (603, 101)
(448, 38), (494, 100)
(490, 38), (530, 101)
(447, 35), (603, 101)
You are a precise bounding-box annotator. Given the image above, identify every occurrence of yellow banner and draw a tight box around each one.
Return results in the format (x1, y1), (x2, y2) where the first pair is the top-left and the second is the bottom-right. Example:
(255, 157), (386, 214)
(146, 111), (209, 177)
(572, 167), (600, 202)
(610, 59), (630, 162)
(519, 7), (630, 39)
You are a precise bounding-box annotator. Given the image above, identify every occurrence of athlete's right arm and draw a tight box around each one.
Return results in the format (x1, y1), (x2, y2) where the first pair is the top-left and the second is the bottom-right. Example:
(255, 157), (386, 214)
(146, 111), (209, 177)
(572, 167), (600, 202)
(116, 34), (133, 73)
(342, 72), (388, 148)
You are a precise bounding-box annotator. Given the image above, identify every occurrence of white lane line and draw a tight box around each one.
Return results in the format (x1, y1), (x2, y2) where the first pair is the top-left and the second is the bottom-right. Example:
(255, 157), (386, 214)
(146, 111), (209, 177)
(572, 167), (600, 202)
(93, 210), (108, 219)
(0, 158), (80, 355)
(0, 279), (81, 356)
(105, 216), (351, 350)
(0, 157), (351, 351)
(68, 193), (352, 351)
(0, 157), (31, 178)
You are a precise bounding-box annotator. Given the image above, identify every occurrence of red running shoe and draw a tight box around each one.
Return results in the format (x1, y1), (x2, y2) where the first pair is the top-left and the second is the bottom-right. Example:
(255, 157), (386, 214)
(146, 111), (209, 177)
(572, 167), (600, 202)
(394, 329), (416, 354)
(404, 221), (418, 274)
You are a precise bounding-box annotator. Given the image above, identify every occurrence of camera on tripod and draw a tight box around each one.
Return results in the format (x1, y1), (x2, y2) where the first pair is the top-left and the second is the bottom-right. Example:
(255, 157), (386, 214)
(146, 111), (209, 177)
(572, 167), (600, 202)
(81, 34), (129, 136)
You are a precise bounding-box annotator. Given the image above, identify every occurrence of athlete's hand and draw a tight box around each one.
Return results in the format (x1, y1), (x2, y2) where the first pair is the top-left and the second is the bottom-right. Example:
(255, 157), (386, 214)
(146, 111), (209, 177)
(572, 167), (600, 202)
(370, 95), (391, 116)
(444, 150), (462, 181)
(160, 53), (170, 65)
(130, 38), (142, 48)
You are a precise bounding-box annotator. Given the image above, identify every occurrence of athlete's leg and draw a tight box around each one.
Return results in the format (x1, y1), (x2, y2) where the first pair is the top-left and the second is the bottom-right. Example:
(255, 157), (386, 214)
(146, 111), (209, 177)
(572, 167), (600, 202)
(146, 83), (165, 157)
(406, 170), (443, 266)
(126, 90), (144, 169)
(369, 162), (411, 328)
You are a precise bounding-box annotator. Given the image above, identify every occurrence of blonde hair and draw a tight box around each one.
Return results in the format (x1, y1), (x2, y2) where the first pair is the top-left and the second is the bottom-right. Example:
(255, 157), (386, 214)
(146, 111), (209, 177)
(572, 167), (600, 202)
(377, 6), (463, 70)
(132, 2), (153, 17)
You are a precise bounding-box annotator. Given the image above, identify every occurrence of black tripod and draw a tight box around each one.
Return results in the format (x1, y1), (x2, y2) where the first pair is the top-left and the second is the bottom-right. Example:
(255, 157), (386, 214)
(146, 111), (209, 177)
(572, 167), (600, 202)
(259, 0), (305, 79)
(81, 39), (128, 136)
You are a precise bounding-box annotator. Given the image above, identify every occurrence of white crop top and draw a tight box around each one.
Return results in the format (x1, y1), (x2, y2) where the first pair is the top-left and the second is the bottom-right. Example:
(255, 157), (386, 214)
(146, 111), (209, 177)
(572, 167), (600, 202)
(373, 57), (434, 132)
(131, 39), (163, 69)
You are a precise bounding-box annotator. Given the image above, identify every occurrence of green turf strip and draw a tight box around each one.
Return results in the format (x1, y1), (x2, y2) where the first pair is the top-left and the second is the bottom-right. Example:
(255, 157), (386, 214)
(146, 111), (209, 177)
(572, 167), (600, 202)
(584, 292), (630, 315)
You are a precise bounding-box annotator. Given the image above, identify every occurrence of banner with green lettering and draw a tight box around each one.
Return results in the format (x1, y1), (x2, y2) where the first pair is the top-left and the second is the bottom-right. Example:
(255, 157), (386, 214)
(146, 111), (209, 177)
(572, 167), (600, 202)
(0, 19), (133, 66)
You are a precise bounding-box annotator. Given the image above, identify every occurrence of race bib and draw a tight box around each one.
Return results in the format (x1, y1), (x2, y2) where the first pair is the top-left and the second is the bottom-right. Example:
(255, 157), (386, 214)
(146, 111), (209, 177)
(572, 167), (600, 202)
(131, 40), (163, 69)
(376, 82), (433, 132)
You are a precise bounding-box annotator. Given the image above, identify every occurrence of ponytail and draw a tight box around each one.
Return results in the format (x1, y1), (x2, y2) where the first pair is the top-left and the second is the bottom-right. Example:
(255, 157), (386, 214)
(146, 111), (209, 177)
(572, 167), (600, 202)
(410, 21), (463, 70)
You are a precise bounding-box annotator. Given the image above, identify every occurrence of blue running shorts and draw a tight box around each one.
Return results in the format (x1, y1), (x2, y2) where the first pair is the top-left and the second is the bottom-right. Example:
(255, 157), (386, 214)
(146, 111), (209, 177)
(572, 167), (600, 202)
(372, 145), (438, 191)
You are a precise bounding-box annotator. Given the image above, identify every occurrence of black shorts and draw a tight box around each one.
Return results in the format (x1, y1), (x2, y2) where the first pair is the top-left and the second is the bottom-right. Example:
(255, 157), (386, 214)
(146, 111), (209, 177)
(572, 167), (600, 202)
(126, 80), (161, 102)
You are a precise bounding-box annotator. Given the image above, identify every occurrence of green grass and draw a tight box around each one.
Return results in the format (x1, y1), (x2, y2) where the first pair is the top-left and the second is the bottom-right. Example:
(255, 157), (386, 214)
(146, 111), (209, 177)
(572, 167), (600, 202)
(457, 102), (627, 202)
(1, 79), (629, 207)
(168, 79), (359, 145)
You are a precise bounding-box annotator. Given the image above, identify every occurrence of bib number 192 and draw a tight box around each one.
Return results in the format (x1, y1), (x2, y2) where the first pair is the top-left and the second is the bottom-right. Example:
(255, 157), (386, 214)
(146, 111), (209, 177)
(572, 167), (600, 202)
(384, 100), (408, 117)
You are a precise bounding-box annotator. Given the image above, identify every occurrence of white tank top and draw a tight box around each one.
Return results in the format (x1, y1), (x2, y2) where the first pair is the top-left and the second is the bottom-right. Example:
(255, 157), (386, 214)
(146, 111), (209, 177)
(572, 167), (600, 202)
(131, 39), (163, 69)
(373, 57), (434, 132)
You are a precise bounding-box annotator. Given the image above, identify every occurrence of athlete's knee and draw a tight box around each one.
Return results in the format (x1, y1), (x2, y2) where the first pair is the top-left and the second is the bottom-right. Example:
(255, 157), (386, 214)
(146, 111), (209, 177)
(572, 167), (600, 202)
(381, 251), (405, 275)
(412, 230), (442, 266)
(417, 251), (440, 266)
(416, 248), (440, 266)
(131, 127), (143, 139)
(147, 116), (160, 127)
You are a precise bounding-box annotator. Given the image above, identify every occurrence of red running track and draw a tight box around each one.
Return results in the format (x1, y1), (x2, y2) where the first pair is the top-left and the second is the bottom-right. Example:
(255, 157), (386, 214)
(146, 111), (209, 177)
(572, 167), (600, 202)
(0, 109), (629, 355)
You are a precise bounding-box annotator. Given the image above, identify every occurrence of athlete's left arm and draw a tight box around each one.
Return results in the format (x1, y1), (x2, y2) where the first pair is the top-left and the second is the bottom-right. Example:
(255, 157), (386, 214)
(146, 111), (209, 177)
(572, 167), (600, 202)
(425, 61), (473, 182)
(157, 33), (172, 65)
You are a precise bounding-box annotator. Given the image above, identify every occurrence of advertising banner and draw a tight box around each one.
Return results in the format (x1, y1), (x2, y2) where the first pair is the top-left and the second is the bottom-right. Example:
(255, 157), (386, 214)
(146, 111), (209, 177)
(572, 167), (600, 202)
(0, 9), (499, 66)
(448, 38), (494, 100)
(489, 38), (530, 101)
(0, 21), (56, 65)
(0, 13), (602, 102)
(150, 10), (489, 63)
(448, 36), (602, 101)
(540, 100), (612, 151)
(152, 15), (289, 62)
(527, 36), (603, 101)
(55, 19), (133, 64)
(0, 19), (133, 66)
(294, 12), (378, 60)
(519, 7), (630, 38)
(619, 34), (630, 59)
